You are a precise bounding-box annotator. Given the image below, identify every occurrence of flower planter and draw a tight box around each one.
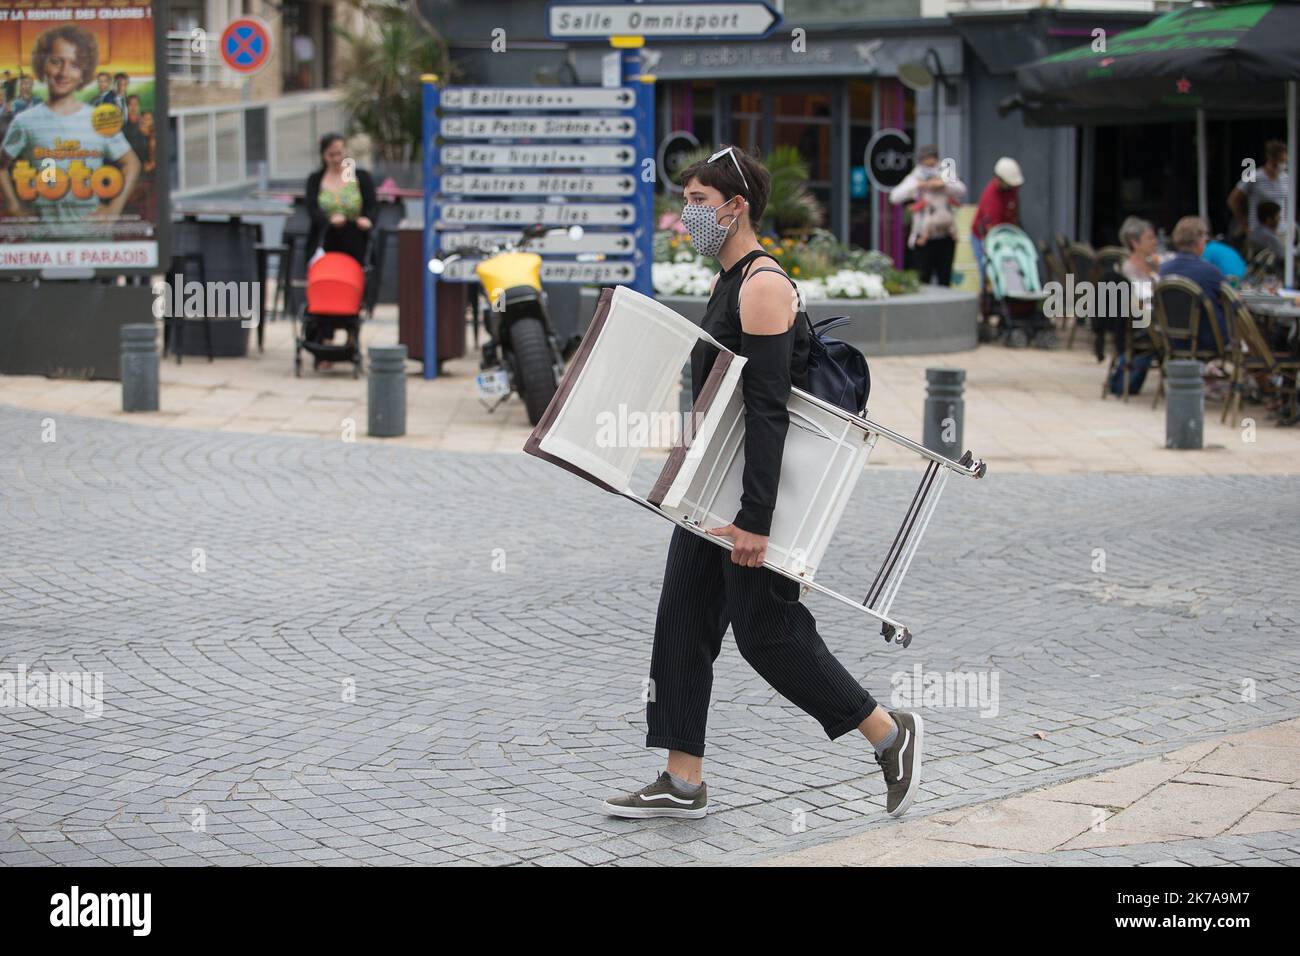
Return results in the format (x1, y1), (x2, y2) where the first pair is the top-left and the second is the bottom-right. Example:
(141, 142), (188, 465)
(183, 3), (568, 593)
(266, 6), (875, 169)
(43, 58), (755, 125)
(576, 286), (978, 356)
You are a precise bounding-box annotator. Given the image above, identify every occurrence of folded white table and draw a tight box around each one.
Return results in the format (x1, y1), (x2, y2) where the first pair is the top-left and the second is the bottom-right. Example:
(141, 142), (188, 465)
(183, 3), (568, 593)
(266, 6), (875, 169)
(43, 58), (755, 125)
(525, 285), (987, 648)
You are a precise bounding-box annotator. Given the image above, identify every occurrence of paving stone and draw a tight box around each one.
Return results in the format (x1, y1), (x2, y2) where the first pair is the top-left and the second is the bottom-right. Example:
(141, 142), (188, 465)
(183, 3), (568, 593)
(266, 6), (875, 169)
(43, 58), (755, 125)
(2, 408), (1299, 866)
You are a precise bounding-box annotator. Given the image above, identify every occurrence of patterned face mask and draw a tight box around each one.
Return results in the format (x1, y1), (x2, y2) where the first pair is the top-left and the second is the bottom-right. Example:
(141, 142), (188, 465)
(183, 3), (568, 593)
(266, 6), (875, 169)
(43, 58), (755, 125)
(681, 197), (741, 258)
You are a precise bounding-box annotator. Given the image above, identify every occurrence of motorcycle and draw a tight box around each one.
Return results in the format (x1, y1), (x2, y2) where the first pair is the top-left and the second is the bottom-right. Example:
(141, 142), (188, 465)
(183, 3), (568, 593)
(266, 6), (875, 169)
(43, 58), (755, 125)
(430, 224), (599, 426)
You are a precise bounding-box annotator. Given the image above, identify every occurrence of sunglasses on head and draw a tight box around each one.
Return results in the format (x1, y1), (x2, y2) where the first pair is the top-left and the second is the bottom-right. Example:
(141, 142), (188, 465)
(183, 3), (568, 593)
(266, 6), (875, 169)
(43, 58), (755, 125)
(708, 145), (749, 193)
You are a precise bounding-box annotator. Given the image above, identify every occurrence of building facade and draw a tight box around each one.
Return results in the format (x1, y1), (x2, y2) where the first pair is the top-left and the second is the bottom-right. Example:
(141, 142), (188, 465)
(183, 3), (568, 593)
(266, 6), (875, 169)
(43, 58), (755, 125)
(164, 0), (356, 196)
(421, 0), (1221, 267)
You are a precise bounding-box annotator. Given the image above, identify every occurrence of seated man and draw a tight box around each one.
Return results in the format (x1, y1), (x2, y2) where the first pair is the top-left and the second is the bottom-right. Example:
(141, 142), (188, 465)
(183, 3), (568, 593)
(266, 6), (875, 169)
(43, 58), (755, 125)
(1249, 201), (1286, 260)
(1159, 216), (1229, 351)
(1203, 235), (1247, 280)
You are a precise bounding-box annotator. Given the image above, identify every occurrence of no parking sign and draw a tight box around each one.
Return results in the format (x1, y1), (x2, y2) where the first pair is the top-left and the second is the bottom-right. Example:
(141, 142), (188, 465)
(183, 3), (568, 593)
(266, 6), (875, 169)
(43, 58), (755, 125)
(221, 17), (274, 76)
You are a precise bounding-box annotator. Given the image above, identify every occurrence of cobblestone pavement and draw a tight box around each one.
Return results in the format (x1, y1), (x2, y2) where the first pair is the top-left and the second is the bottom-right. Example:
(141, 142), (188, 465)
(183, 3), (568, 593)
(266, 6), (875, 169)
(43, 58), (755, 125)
(945, 830), (1300, 867)
(2, 404), (1299, 866)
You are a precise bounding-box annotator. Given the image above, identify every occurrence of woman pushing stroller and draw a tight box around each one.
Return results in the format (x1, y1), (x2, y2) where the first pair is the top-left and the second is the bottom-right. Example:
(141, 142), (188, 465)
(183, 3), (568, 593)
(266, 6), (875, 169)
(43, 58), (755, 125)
(303, 134), (377, 360)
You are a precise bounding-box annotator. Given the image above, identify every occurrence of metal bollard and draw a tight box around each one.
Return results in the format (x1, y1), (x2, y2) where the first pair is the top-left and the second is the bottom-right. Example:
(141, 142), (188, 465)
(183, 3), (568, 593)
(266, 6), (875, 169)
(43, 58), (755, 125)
(368, 344), (407, 438)
(1165, 359), (1204, 450)
(923, 367), (965, 458)
(120, 323), (159, 412)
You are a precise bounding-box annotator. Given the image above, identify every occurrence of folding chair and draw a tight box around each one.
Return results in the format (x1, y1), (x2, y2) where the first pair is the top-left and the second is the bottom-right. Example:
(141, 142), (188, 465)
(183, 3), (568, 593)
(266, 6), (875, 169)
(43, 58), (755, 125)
(524, 286), (987, 650)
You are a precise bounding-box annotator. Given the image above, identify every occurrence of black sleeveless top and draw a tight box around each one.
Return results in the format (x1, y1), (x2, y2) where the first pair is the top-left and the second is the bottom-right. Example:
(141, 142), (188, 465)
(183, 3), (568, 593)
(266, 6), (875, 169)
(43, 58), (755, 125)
(689, 249), (810, 401)
(689, 249), (809, 536)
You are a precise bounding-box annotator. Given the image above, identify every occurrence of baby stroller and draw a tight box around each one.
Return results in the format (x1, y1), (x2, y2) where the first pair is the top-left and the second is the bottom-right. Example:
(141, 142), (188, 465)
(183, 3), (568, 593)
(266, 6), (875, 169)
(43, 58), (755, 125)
(295, 251), (366, 378)
(983, 224), (1053, 348)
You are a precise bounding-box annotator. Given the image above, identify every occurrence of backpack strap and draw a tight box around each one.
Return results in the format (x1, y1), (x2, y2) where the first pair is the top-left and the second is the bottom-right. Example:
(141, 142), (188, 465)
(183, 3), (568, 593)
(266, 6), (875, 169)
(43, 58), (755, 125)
(737, 265), (795, 309)
(735, 263), (818, 340)
(738, 264), (795, 323)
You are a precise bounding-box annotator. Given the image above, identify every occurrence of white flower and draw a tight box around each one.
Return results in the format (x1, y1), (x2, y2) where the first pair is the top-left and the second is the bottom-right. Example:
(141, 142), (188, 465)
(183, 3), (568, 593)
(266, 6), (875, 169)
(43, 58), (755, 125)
(819, 270), (888, 300)
(653, 261), (715, 296)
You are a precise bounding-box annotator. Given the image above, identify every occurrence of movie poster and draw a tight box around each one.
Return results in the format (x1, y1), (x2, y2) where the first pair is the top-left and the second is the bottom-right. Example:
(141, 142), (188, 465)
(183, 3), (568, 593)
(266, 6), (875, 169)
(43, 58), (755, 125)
(0, 0), (159, 271)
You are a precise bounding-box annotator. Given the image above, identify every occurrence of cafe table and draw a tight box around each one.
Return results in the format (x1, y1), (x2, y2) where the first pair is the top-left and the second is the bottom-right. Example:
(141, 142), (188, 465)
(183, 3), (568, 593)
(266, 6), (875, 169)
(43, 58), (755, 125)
(171, 199), (293, 352)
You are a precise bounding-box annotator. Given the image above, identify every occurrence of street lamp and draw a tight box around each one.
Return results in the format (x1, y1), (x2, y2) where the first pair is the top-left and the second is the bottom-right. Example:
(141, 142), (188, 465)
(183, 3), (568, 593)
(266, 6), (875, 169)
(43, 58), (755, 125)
(898, 48), (957, 148)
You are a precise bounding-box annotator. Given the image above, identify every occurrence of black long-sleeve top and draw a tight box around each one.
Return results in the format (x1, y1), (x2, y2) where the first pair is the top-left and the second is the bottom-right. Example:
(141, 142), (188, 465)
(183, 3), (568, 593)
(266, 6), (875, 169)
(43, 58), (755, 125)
(690, 250), (809, 536)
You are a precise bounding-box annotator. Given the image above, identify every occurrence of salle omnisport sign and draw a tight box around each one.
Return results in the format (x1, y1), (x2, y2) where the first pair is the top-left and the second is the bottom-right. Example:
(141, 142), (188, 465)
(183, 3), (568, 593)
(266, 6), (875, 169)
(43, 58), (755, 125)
(547, 2), (781, 41)
(0, 0), (160, 271)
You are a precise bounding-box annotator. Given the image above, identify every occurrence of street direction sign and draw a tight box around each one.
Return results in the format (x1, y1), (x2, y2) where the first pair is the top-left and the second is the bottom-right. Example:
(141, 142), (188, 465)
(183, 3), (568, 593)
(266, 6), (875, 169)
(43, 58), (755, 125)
(441, 173), (638, 197)
(546, 1), (781, 41)
(423, 67), (656, 380)
(440, 115), (636, 140)
(439, 259), (637, 284)
(441, 87), (636, 110)
(439, 231), (637, 256)
(437, 203), (636, 227)
(441, 144), (637, 168)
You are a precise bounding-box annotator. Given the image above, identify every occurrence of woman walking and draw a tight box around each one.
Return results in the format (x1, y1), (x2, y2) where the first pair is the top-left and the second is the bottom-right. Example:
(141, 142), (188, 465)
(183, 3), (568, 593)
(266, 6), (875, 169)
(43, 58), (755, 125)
(602, 147), (923, 821)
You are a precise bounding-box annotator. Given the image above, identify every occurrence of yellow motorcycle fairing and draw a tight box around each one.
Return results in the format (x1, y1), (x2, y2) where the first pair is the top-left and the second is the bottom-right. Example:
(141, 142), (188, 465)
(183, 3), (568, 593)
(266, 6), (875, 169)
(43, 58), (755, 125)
(475, 251), (543, 302)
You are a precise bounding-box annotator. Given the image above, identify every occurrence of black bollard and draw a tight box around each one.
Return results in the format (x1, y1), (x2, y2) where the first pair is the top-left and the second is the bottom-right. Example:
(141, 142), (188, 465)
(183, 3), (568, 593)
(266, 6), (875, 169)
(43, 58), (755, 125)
(120, 323), (159, 412)
(923, 367), (965, 458)
(1165, 359), (1204, 450)
(368, 344), (408, 437)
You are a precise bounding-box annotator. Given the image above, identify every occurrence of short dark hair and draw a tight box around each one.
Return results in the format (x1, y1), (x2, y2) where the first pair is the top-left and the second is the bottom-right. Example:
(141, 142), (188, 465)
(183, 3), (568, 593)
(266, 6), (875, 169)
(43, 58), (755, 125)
(33, 25), (98, 89)
(114, 72), (128, 83)
(678, 146), (771, 229)
(917, 144), (940, 162)
(97, 71), (110, 80)
(1258, 201), (1282, 224)
(1265, 140), (1287, 163)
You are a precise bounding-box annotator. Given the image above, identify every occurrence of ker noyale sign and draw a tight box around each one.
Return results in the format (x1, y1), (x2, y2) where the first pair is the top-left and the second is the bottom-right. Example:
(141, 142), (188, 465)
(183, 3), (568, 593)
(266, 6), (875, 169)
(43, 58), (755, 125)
(546, 2), (781, 40)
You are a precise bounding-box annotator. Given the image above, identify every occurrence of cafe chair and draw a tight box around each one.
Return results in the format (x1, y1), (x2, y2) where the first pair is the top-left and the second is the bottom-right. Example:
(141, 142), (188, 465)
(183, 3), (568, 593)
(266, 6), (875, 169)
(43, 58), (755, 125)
(1093, 245), (1127, 278)
(1062, 242), (1097, 348)
(1150, 275), (1230, 409)
(1220, 283), (1300, 425)
(1245, 247), (1280, 287)
(161, 250), (213, 364)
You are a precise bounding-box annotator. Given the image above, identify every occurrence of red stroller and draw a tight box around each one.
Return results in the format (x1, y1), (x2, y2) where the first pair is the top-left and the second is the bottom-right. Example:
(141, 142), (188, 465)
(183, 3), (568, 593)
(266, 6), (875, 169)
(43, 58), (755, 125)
(295, 252), (366, 377)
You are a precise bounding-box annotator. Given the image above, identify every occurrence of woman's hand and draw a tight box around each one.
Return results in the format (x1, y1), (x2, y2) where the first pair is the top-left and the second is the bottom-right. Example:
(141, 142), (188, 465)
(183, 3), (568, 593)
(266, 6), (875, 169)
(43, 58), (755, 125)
(329, 213), (346, 227)
(356, 216), (373, 231)
(707, 523), (768, 568)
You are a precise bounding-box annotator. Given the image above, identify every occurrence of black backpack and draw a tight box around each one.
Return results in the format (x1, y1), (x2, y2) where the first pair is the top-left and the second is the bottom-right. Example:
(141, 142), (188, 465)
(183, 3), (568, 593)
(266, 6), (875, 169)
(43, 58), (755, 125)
(737, 264), (871, 415)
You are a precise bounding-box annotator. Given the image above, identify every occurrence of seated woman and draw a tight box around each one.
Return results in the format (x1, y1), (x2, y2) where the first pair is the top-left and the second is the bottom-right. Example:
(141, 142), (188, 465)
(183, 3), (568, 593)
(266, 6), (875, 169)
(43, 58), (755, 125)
(304, 133), (377, 351)
(1110, 215), (1160, 396)
(1119, 215), (1158, 287)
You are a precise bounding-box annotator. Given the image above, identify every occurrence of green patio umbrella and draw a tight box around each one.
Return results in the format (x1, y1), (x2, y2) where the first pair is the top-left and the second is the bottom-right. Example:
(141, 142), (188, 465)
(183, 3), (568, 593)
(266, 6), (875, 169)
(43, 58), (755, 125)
(1015, 0), (1299, 285)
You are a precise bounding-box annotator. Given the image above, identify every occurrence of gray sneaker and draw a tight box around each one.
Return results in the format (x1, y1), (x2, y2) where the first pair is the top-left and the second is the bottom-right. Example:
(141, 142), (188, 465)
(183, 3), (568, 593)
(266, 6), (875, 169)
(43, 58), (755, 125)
(876, 710), (924, 817)
(602, 772), (709, 819)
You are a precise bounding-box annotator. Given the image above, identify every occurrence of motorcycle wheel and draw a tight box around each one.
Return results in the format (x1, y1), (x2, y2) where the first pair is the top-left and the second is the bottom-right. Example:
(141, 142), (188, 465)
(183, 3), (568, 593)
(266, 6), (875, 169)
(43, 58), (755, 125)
(511, 317), (559, 426)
